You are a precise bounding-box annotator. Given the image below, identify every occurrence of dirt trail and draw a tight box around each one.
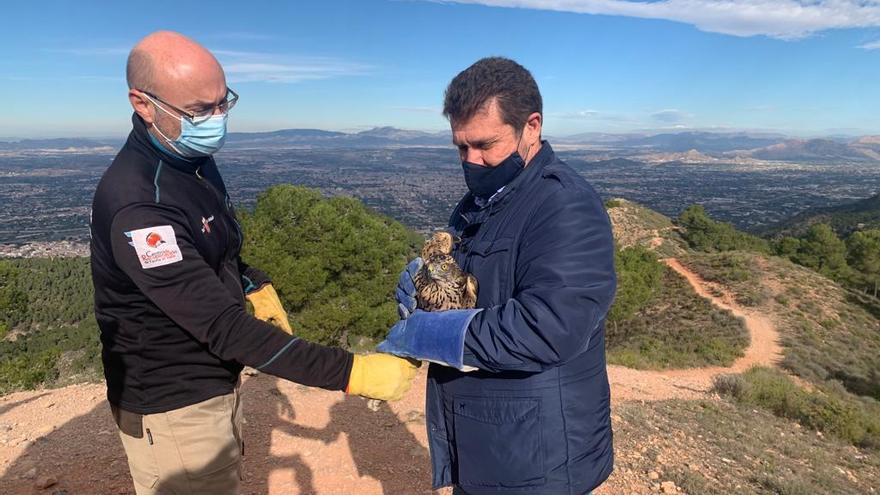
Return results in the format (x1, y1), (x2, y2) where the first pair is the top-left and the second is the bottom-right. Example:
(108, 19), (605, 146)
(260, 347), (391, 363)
(608, 258), (783, 401)
(0, 257), (784, 494)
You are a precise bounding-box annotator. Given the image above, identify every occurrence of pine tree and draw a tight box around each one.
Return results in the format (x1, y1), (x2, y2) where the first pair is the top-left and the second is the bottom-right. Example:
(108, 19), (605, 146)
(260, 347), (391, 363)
(847, 229), (880, 297)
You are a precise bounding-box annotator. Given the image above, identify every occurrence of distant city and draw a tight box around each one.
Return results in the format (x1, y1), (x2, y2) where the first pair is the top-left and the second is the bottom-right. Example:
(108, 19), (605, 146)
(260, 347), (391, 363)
(1, 127), (878, 249)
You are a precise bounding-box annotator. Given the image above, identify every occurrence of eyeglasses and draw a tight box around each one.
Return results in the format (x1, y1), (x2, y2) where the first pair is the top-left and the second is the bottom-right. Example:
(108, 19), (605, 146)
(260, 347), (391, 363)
(140, 87), (239, 125)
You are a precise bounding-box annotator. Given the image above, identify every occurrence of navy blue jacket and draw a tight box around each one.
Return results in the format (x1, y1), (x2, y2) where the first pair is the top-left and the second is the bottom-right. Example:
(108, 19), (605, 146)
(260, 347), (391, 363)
(426, 142), (617, 494)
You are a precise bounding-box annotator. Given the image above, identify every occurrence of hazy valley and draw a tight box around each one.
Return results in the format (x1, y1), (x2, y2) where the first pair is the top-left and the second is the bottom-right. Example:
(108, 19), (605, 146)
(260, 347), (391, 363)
(1, 128), (878, 247)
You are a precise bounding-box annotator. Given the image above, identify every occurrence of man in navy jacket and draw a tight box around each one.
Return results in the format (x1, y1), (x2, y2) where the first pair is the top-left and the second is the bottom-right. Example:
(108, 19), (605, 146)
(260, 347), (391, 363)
(379, 57), (617, 494)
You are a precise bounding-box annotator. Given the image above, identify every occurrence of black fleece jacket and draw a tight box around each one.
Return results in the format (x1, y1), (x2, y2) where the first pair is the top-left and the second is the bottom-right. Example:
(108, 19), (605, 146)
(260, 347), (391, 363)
(90, 114), (353, 414)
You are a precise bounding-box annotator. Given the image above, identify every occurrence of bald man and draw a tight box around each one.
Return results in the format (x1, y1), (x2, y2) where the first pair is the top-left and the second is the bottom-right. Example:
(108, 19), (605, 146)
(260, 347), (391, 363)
(90, 31), (417, 494)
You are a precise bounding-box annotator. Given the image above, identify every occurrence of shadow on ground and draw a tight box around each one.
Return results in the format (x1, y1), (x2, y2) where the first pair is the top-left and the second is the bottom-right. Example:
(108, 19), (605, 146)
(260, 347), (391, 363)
(0, 374), (431, 494)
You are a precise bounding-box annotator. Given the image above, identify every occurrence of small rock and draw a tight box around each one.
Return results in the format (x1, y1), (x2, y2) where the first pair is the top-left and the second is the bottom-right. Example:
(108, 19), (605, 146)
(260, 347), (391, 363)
(660, 481), (677, 493)
(45, 402), (55, 409)
(35, 475), (58, 489)
(22, 467), (37, 479)
(648, 471), (660, 480)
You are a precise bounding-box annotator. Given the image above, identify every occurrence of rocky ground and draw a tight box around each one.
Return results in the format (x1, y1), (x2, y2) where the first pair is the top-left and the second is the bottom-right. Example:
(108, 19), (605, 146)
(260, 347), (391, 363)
(1, 260), (876, 494)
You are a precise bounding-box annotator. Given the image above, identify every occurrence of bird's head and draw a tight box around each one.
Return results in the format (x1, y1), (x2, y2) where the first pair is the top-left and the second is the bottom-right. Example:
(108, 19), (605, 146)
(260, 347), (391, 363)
(422, 231), (461, 259)
(424, 254), (459, 282)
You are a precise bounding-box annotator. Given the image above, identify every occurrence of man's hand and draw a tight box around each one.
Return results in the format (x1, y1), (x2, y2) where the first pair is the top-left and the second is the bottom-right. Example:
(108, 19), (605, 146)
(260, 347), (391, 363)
(396, 258), (423, 319)
(246, 284), (294, 335)
(377, 309), (482, 370)
(346, 354), (418, 401)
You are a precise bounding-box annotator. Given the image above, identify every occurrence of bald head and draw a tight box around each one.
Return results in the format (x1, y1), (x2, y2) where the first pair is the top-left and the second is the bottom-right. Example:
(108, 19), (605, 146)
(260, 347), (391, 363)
(126, 31), (225, 96)
(127, 31), (230, 141)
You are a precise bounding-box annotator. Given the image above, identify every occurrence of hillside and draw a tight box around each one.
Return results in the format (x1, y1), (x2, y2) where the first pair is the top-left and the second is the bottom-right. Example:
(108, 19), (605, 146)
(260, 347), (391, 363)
(763, 193), (880, 237)
(605, 198), (685, 257)
(745, 138), (874, 162)
(2, 195), (879, 494)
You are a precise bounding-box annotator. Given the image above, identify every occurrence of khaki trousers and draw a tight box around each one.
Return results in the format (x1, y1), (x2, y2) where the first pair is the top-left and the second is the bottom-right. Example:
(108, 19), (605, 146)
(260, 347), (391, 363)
(115, 387), (244, 495)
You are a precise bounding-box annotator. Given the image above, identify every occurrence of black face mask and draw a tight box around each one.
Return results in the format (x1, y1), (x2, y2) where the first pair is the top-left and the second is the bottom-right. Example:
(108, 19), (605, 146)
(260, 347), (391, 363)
(461, 151), (526, 199)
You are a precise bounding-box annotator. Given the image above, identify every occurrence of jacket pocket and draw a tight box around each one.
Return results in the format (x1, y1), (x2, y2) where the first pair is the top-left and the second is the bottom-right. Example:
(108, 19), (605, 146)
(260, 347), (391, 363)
(165, 393), (241, 480)
(116, 417), (160, 489)
(451, 396), (545, 487)
(465, 237), (515, 304)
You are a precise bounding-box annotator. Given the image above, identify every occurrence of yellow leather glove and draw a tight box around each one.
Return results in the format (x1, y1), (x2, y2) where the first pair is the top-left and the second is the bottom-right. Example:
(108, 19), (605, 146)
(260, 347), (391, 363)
(246, 284), (294, 335)
(346, 354), (419, 401)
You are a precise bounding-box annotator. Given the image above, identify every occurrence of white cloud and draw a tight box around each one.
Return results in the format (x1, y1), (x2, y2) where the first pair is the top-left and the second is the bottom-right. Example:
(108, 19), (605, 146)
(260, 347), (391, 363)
(651, 108), (691, 123)
(435, 0), (880, 39)
(46, 45), (374, 84)
(393, 106), (443, 113)
(551, 109), (640, 124)
(214, 52), (373, 83)
(202, 32), (280, 42)
(555, 109), (602, 119)
(43, 47), (129, 56)
(858, 39), (880, 49)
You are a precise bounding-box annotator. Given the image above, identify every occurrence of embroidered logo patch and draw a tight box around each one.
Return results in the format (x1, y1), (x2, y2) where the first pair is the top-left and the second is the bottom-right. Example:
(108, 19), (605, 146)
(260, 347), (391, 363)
(125, 225), (183, 269)
(201, 215), (215, 234)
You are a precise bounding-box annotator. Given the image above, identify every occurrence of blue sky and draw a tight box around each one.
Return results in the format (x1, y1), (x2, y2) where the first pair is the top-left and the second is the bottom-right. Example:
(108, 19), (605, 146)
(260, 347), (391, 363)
(2, 0), (880, 138)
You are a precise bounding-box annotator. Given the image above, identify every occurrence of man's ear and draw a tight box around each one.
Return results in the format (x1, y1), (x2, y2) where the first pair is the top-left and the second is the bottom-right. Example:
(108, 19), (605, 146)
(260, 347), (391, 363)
(129, 89), (155, 125)
(525, 112), (542, 143)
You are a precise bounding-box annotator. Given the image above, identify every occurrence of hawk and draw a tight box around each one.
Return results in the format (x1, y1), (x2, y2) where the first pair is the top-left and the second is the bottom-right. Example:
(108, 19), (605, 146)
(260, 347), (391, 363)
(366, 231), (479, 412)
(414, 231), (478, 311)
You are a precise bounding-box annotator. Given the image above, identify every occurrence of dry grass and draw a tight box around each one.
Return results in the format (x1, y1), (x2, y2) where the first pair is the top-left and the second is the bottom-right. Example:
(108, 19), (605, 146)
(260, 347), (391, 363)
(607, 266), (749, 370)
(611, 398), (880, 494)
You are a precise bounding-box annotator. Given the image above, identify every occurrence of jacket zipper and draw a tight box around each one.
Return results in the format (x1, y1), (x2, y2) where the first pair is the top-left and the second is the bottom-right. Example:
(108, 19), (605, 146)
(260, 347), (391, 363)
(195, 167), (239, 261)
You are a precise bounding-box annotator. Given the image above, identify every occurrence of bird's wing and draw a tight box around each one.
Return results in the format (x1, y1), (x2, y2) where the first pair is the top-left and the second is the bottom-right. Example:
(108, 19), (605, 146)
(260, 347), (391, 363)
(464, 273), (479, 309)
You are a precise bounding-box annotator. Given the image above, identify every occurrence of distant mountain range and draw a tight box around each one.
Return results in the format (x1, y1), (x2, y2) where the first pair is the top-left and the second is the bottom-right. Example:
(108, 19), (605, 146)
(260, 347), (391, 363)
(225, 126), (450, 148)
(743, 138), (879, 162)
(0, 138), (120, 151)
(2, 128), (880, 162)
(559, 131), (788, 153)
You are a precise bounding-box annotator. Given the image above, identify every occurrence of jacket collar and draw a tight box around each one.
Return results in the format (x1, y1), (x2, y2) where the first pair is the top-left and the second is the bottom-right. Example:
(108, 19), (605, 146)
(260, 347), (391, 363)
(129, 113), (208, 174)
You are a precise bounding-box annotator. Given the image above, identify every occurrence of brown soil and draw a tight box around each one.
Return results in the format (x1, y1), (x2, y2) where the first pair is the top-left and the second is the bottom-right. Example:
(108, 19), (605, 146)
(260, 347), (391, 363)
(0, 257), (785, 494)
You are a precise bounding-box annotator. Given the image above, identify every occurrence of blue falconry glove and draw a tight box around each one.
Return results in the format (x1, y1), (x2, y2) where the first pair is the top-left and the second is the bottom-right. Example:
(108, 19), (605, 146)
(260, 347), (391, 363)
(377, 308), (482, 371)
(396, 258), (422, 320)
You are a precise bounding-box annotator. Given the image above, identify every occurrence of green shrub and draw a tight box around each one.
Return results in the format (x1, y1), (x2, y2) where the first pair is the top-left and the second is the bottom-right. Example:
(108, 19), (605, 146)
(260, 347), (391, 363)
(714, 367), (880, 449)
(0, 257), (101, 393)
(0, 260), (28, 332)
(239, 185), (422, 345)
(777, 224), (851, 281)
(677, 205), (770, 253)
(607, 246), (665, 323)
(0, 319), (101, 393)
(0, 348), (60, 394)
(607, 266), (748, 369)
(681, 252), (769, 307)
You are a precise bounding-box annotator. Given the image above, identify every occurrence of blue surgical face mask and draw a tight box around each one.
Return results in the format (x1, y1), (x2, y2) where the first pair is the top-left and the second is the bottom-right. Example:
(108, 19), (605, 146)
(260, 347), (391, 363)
(147, 95), (228, 158)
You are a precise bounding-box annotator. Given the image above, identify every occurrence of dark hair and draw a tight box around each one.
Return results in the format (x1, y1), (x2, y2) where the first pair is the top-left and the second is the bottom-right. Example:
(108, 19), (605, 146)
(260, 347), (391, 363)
(443, 57), (542, 133)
